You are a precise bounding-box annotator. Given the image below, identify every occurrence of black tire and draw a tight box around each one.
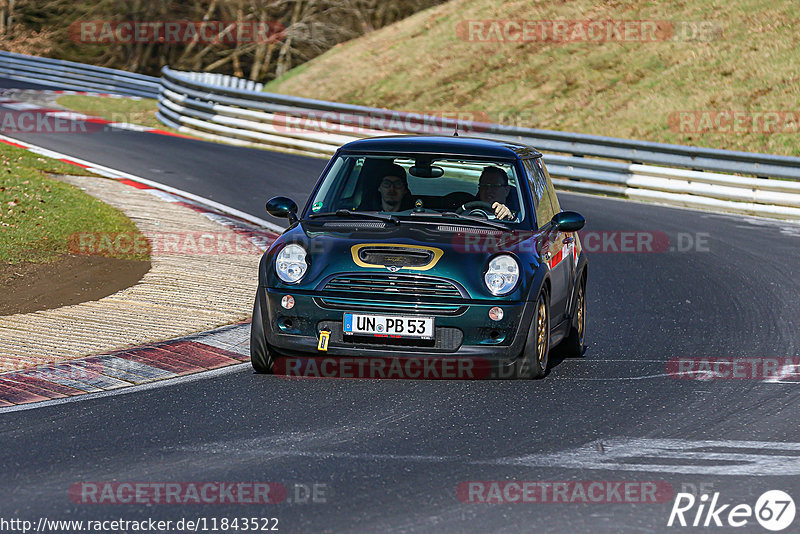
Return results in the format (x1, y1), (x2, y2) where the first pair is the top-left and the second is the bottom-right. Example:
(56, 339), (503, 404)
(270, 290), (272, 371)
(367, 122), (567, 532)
(250, 294), (275, 374)
(517, 290), (550, 379)
(560, 274), (586, 358)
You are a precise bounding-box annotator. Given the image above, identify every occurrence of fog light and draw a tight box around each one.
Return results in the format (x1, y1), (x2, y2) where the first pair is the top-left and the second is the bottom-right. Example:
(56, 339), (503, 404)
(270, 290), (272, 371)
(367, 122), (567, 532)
(489, 307), (503, 321)
(281, 295), (295, 309)
(277, 317), (295, 332)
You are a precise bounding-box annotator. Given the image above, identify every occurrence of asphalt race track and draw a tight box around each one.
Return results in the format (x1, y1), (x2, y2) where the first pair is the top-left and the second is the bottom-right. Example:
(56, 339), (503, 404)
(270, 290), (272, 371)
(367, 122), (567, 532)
(1, 77), (799, 533)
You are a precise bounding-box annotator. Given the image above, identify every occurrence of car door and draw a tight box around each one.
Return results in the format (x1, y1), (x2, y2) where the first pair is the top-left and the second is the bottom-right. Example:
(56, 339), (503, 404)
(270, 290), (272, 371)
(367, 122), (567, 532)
(524, 158), (569, 322)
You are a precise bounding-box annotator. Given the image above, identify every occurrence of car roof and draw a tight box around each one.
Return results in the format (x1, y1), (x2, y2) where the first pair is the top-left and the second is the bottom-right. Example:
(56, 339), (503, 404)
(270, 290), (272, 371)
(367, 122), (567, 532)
(338, 135), (542, 160)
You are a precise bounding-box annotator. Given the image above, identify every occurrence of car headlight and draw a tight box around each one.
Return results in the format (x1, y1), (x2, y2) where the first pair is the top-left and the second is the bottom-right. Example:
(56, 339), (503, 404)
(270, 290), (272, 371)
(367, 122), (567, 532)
(484, 254), (519, 296)
(275, 244), (308, 283)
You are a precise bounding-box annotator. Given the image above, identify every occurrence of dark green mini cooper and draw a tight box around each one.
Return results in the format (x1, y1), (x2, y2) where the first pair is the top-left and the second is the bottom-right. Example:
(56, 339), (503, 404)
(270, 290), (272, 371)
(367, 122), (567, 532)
(252, 136), (587, 379)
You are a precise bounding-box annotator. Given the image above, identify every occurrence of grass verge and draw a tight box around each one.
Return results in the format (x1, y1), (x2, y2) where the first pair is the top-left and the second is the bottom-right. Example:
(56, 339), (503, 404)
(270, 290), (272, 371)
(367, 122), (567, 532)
(55, 93), (327, 158)
(0, 143), (148, 264)
(263, 0), (800, 157)
(55, 95), (181, 133)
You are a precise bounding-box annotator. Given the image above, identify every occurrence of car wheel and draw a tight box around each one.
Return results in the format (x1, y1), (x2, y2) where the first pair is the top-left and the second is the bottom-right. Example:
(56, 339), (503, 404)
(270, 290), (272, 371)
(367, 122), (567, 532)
(517, 290), (550, 379)
(560, 274), (586, 358)
(250, 294), (275, 374)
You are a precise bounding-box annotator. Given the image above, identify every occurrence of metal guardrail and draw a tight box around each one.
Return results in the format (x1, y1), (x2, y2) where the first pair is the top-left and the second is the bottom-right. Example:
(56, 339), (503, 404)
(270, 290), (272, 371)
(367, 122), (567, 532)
(176, 71), (264, 92)
(0, 51), (159, 98)
(157, 67), (800, 220)
(1, 53), (798, 221)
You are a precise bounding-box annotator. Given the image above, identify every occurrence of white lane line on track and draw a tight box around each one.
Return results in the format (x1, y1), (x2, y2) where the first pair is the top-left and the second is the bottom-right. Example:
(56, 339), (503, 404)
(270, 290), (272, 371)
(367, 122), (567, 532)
(548, 373), (677, 381)
(265, 452), (460, 462)
(0, 132), (286, 234)
(485, 437), (800, 476)
(170, 438), (800, 477)
(549, 370), (798, 383)
(762, 363), (800, 383)
(0, 363), (250, 414)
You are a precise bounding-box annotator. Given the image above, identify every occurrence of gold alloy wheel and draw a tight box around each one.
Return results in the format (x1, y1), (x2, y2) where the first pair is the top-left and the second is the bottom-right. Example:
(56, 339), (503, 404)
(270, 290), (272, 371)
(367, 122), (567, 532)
(537, 297), (548, 364)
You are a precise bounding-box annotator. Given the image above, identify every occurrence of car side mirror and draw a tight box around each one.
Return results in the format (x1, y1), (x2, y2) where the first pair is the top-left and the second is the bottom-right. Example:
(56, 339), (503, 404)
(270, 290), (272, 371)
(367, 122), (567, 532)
(551, 211), (585, 232)
(266, 196), (298, 224)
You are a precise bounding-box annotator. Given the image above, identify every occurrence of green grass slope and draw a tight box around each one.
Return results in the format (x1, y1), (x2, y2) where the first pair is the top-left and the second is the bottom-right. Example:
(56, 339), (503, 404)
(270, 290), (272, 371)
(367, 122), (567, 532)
(264, 0), (800, 156)
(0, 145), (146, 264)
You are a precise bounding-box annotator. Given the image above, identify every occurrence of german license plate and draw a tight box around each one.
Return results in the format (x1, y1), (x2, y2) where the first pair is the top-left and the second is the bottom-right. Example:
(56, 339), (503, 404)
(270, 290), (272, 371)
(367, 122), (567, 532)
(343, 313), (434, 339)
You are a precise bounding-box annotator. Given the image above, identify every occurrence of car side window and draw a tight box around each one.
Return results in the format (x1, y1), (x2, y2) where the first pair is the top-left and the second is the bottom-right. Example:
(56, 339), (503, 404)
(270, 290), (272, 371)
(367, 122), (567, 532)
(535, 158), (561, 215)
(523, 158), (555, 229)
(311, 156), (363, 212)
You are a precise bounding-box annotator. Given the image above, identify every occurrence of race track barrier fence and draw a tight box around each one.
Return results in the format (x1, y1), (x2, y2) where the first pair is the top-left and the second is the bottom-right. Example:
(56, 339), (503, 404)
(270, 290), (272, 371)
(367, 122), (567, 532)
(0, 51), (159, 98)
(1, 51), (798, 221)
(156, 67), (800, 220)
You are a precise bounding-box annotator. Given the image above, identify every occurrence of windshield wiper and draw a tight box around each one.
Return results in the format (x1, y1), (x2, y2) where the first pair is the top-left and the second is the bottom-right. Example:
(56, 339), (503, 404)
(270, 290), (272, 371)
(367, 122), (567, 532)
(308, 210), (399, 225)
(424, 211), (513, 232)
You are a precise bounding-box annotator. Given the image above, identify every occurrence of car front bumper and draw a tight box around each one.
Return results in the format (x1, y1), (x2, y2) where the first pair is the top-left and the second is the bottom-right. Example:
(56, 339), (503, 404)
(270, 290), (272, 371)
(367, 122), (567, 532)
(256, 286), (535, 378)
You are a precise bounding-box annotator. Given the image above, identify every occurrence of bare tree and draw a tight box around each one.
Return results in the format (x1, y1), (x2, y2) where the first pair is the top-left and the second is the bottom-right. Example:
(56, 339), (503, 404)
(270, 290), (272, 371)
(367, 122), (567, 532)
(1, 0), (445, 81)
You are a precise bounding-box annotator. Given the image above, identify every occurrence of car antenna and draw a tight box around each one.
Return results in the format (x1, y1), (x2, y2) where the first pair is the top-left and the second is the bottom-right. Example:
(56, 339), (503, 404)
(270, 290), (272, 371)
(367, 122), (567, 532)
(453, 120), (459, 137)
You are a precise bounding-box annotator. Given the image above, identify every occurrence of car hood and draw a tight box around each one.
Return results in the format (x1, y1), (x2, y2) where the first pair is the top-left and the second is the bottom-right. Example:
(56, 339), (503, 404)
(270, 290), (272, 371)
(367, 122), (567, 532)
(263, 220), (545, 300)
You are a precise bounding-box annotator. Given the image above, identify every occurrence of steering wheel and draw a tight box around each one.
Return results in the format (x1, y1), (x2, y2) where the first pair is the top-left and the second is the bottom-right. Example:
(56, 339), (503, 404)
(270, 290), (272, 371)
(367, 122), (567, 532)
(456, 200), (494, 218)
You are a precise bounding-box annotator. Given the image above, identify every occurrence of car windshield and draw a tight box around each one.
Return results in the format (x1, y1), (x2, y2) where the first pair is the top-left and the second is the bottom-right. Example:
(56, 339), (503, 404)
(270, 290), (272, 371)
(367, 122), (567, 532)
(306, 154), (527, 225)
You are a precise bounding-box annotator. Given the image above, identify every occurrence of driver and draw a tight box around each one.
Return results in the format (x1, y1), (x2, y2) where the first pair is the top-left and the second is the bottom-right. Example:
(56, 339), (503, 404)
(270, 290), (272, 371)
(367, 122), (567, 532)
(476, 166), (514, 220)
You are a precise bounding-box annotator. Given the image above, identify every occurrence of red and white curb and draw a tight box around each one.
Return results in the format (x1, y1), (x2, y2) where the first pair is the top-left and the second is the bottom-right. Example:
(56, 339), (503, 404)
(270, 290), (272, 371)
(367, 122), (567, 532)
(49, 90), (143, 99)
(0, 117), (289, 408)
(112, 177), (280, 251)
(0, 322), (252, 409)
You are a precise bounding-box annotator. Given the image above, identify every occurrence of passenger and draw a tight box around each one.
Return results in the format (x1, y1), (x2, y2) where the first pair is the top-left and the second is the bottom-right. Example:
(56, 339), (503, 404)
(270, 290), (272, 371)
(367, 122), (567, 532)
(476, 166), (514, 220)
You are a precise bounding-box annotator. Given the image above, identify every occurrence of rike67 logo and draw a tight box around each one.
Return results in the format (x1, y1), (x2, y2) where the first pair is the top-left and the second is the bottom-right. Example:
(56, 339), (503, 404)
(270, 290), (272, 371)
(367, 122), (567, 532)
(668, 490), (795, 531)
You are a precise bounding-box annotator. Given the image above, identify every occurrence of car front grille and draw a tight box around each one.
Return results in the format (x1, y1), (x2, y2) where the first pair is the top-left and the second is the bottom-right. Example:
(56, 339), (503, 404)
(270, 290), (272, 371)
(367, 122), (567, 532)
(321, 273), (464, 299)
(314, 297), (467, 316)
